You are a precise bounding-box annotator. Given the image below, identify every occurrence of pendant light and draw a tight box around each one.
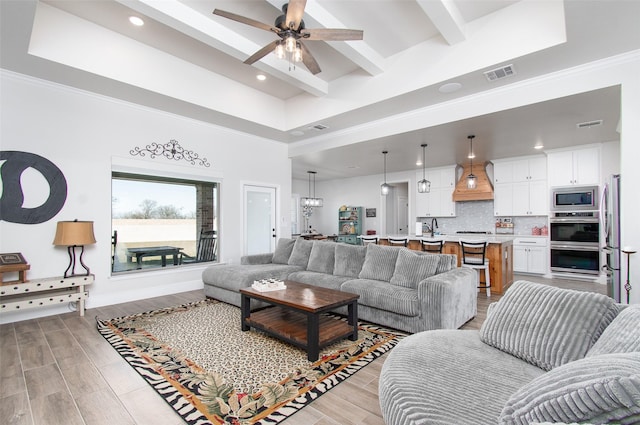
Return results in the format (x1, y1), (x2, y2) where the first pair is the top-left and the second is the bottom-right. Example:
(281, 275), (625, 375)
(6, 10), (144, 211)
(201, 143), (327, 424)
(381, 151), (391, 195)
(301, 171), (323, 207)
(466, 135), (477, 189)
(417, 143), (431, 193)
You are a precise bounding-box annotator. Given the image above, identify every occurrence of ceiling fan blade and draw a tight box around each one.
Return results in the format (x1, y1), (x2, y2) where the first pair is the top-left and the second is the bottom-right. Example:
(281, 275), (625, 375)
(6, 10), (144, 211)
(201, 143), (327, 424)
(213, 9), (279, 33)
(301, 28), (364, 41)
(298, 41), (321, 75)
(285, 0), (307, 31)
(244, 40), (279, 65)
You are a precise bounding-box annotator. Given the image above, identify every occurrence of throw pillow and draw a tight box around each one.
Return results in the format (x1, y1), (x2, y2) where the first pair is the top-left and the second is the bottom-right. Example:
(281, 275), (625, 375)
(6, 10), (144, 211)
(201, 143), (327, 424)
(389, 248), (440, 289)
(333, 244), (367, 277)
(435, 254), (456, 275)
(587, 305), (640, 356)
(306, 241), (336, 274)
(287, 238), (314, 268)
(498, 352), (640, 425)
(271, 238), (296, 264)
(479, 280), (618, 371)
(358, 243), (401, 282)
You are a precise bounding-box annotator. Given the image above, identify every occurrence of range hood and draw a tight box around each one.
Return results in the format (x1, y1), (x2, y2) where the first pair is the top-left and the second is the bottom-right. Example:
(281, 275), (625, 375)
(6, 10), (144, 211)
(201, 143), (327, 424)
(452, 162), (494, 202)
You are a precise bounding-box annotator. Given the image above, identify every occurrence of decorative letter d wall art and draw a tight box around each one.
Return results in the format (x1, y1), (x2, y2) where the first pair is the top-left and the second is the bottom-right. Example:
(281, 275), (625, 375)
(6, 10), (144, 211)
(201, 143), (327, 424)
(0, 151), (68, 224)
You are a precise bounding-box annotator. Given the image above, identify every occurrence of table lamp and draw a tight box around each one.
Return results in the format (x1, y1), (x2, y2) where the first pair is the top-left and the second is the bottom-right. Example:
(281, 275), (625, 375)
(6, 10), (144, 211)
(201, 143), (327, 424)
(53, 220), (96, 278)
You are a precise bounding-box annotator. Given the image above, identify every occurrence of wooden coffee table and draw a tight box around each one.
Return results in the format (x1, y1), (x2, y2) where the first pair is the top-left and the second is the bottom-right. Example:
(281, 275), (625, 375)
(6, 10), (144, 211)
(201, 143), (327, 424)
(240, 280), (359, 361)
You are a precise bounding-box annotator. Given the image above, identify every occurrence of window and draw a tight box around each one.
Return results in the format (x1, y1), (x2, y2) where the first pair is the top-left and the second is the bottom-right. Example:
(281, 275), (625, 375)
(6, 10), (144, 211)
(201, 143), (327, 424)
(111, 172), (219, 273)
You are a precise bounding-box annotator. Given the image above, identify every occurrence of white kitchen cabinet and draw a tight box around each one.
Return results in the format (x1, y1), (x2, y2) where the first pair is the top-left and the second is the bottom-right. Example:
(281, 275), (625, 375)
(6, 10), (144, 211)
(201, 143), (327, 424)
(415, 166), (456, 217)
(513, 237), (548, 274)
(547, 147), (600, 187)
(493, 156), (547, 216)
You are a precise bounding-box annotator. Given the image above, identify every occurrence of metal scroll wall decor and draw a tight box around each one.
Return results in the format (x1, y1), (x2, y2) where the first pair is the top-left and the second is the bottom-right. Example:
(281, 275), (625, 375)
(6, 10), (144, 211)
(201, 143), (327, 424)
(130, 139), (211, 167)
(0, 151), (68, 224)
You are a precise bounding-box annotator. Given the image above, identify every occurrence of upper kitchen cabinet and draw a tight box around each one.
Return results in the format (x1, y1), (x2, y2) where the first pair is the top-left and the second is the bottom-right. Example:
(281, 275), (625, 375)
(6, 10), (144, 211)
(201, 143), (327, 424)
(415, 166), (456, 217)
(493, 156), (548, 216)
(547, 146), (600, 187)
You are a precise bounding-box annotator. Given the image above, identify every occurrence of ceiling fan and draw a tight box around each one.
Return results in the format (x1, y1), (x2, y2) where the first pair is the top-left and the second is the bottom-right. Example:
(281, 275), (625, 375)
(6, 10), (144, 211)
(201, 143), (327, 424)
(212, 0), (363, 75)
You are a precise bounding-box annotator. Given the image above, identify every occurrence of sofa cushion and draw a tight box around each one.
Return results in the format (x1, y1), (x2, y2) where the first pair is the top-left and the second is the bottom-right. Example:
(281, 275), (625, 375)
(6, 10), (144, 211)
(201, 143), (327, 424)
(479, 280), (618, 371)
(587, 305), (640, 356)
(341, 278), (419, 316)
(287, 238), (314, 268)
(358, 244), (401, 282)
(498, 352), (640, 425)
(271, 238), (295, 264)
(287, 270), (350, 291)
(333, 244), (367, 277)
(389, 248), (439, 289)
(306, 241), (336, 274)
(436, 254), (457, 274)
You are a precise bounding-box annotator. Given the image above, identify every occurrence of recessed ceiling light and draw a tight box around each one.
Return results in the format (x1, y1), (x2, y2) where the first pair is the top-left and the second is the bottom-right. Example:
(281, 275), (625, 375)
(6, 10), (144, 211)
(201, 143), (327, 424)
(416, 160), (423, 166)
(256, 74), (266, 81)
(534, 143), (544, 150)
(129, 16), (144, 26)
(439, 82), (462, 93)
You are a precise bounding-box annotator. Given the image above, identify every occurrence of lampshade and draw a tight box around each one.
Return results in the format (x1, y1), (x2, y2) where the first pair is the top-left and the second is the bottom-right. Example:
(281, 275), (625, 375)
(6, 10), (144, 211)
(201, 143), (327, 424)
(53, 220), (96, 246)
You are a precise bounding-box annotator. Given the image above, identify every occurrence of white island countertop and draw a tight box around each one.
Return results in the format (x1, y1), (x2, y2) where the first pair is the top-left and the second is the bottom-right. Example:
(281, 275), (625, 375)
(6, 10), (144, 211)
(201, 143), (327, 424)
(367, 234), (516, 244)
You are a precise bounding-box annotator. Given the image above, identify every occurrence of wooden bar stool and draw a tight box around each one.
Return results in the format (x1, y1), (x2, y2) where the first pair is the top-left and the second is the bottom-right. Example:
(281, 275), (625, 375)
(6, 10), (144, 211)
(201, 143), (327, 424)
(459, 240), (491, 296)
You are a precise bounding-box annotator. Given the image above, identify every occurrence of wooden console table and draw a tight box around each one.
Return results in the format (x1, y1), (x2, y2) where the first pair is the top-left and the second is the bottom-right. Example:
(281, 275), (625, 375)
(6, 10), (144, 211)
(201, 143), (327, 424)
(0, 275), (94, 317)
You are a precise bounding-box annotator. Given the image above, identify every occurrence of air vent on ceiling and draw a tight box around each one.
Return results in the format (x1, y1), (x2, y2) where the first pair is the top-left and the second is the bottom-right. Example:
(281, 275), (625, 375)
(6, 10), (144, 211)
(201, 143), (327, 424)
(484, 64), (516, 82)
(576, 120), (603, 129)
(311, 124), (328, 131)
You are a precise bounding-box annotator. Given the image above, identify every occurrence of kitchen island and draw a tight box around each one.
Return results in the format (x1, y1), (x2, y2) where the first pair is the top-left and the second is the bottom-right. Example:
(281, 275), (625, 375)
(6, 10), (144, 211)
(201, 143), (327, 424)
(374, 234), (514, 295)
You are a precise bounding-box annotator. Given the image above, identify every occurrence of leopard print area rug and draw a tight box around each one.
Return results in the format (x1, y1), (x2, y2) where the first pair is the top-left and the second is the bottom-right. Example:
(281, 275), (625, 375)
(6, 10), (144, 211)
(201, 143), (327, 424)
(97, 298), (405, 424)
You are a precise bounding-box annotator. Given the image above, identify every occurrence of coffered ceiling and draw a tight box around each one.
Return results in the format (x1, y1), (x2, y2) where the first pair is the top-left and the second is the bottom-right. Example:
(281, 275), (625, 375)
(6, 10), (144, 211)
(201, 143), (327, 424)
(1, 1), (638, 180)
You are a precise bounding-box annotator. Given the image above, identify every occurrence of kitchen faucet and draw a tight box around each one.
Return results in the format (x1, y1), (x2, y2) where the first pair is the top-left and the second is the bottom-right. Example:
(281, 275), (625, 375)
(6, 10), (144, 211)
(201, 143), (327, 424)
(430, 217), (438, 237)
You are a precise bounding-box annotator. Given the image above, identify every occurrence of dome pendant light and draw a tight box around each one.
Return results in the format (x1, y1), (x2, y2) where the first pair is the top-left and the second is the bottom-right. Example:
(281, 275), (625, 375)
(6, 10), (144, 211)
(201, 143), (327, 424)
(381, 151), (391, 196)
(466, 135), (477, 189)
(417, 143), (431, 193)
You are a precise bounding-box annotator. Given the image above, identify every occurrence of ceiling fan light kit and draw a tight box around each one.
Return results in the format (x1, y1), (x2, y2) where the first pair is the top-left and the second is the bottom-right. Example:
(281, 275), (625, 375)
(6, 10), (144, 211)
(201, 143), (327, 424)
(212, 1), (363, 75)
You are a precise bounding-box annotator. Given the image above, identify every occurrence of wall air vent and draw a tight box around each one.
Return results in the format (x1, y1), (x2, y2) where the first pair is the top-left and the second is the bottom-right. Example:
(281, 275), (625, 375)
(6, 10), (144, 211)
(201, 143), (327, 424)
(576, 120), (603, 129)
(484, 64), (516, 82)
(311, 124), (328, 131)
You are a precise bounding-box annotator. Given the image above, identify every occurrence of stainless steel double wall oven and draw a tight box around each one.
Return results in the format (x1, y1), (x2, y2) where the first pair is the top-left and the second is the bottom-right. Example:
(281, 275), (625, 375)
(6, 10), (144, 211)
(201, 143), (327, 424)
(549, 186), (600, 275)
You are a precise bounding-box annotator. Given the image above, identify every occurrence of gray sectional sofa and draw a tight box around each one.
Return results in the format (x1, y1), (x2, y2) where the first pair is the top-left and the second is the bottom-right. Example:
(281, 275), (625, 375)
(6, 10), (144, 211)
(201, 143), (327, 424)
(202, 237), (477, 333)
(379, 280), (640, 425)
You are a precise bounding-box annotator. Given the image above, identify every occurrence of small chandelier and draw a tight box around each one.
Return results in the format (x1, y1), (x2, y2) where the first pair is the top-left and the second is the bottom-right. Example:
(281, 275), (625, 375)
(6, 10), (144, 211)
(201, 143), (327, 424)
(301, 171), (323, 208)
(275, 33), (303, 70)
(466, 135), (477, 189)
(417, 143), (431, 193)
(381, 151), (391, 196)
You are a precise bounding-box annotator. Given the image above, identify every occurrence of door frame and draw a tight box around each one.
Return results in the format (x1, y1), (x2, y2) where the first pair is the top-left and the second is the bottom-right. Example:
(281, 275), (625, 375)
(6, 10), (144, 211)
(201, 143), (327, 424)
(380, 179), (411, 236)
(242, 182), (279, 256)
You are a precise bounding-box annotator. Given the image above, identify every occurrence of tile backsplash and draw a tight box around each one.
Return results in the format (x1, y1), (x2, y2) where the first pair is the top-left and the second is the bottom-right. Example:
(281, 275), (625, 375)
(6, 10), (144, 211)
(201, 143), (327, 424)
(417, 200), (548, 235)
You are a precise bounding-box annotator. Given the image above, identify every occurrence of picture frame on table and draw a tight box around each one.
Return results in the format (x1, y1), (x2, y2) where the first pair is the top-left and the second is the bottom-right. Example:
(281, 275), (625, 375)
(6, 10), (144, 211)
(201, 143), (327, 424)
(0, 252), (27, 265)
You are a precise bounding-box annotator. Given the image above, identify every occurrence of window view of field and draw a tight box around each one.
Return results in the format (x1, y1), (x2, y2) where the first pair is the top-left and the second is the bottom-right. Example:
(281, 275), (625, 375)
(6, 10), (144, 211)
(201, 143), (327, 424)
(111, 174), (218, 273)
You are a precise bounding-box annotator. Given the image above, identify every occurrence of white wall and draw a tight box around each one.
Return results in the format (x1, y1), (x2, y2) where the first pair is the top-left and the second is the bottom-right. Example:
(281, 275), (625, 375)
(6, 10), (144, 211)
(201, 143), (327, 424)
(0, 71), (292, 323)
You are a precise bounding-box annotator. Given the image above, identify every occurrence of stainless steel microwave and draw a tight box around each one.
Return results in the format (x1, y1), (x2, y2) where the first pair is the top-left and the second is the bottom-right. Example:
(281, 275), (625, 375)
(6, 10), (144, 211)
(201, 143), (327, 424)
(551, 186), (598, 211)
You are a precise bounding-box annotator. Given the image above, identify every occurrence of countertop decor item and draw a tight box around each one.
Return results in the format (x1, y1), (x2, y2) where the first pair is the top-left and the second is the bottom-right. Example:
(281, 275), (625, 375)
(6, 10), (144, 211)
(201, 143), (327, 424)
(52, 219), (96, 278)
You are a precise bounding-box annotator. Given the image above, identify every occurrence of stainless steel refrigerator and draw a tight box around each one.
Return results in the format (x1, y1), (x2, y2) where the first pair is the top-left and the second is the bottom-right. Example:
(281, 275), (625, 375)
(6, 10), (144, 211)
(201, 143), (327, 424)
(602, 174), (621, 302)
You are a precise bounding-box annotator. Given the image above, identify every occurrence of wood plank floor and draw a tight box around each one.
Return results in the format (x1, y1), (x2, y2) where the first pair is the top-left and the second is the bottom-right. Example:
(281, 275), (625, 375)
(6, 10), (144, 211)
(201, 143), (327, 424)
(0, 274), (606, 425)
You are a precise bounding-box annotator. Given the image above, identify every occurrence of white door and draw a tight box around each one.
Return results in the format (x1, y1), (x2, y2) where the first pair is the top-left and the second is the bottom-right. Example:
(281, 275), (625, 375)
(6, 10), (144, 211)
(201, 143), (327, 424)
(243, 185), (276, 255)
(397, 195), (408, 234)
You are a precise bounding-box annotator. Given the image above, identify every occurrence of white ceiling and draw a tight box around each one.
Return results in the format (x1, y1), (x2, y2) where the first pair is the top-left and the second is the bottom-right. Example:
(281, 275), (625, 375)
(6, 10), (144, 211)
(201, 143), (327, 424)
(1, 0), (638, 180)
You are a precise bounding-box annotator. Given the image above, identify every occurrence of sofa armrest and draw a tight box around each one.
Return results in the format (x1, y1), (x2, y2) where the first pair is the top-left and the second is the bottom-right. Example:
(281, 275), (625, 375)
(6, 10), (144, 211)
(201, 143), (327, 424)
(240, 253), (274, 265)
(417, 267), (477, 329)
